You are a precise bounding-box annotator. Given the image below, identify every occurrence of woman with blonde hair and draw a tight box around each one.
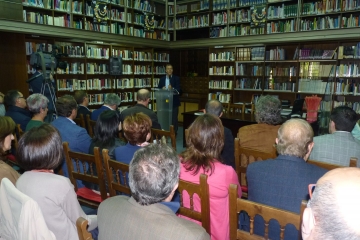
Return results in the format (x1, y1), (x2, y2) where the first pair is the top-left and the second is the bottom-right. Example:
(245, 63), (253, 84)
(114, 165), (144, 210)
(179, 113), (241, 240)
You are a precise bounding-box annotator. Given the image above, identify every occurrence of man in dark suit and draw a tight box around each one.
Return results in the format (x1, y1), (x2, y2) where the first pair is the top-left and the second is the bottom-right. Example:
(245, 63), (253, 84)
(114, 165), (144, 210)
(98, 144), (209, 240)
(204, 99), (234, 168)
(121, 89), (161, 129)
(28, 69), (56, 122)
(158, 64), (181, 135)
(51, 95), (91, 187)
(246, 119), (327, 240)
(91, 93), (121, 121)
(74, 90), (91, 119)
(4, 90), (31, 131)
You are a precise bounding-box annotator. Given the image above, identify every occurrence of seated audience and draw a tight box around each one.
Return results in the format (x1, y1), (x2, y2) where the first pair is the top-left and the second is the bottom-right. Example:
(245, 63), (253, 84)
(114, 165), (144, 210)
(98, 143), (210, 240)
(16, 124), (97, 240)
(114, 113), (151, 165)
(247, 119), (327, 240)
(0, 92), (5, 116)
(204, 99), (235, 168)
(310, 106), (360, 166)
(0, 116), (20, 185)
(25, 93), (48, 131)
(91, 93), (121, 121)
(302, 168), (360, 240)
(121, 89), (161, 129)
(179, 114), (241, 240)
(4, 90), (31, 131)
(238, 95), (282, 153)
(74, 90), (91, 119)
(51, 95), (91, 182)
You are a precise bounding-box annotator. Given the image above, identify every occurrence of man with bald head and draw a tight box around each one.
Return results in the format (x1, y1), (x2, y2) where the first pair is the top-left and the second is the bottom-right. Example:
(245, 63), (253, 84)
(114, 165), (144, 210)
(246, 119), (327, 240)
(121, 89), (161, 129)
(302, 167), (360, 240)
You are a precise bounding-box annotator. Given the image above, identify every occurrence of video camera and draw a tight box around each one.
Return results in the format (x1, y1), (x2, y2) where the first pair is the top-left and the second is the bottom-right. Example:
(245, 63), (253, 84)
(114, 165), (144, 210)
(27, 44), (68, 83)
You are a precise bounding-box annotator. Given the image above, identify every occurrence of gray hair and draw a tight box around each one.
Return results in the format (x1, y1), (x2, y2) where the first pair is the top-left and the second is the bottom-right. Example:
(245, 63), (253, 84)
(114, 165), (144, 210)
(26, 94), (49, 114)
(129, 143), (180, 205)
(104, 93), (121, 106)
(205, 99), (223, 117)
(255, 95), (282, 125)
(310, 181), (360, 240)
(137, 89), (150, 102)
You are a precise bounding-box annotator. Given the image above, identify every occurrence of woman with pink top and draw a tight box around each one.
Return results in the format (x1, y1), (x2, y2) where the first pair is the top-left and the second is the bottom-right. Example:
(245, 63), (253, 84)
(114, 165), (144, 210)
(179, 113), (241, 240)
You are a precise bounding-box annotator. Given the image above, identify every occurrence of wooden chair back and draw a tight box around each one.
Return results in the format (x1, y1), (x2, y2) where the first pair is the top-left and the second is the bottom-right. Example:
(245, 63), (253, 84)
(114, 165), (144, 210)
(235, 138), (277, 198)
(74, 114), (86, 129)
(76, 217), (93, 240)
(222, 102), (231, 114)
(102, 149), (131, 197)
(63, 142), (107, 207)
(307, 157), (358, 170)
(229, 104), (245, 114)
(178, 174), (211, 234)
(86, 114), (96, 138)
(229, 184), (304, 240)
(16, 124), (24, 137)
(150, 125), (176, 151)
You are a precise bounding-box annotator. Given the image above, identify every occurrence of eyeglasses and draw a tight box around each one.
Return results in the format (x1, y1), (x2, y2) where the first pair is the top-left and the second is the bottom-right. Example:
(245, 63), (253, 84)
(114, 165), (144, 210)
(308, 184), (316, 199)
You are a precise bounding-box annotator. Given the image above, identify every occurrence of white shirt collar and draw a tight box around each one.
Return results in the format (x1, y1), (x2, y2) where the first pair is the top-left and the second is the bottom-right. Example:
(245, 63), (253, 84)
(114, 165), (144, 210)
(66, 117), (76, 124)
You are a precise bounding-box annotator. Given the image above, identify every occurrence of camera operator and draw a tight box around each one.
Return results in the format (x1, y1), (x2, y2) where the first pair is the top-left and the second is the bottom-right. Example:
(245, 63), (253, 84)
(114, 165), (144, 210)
(29, 68), (56, 123)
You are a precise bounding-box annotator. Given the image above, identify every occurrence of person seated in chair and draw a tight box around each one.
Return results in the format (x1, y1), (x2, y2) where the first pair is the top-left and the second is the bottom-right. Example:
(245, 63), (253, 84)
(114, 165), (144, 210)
(25, 93), (48, 131)
(238, 95), (282, 153)
(74, 90), (91, 119)
(91, 93), (121, 121)
(98, 143), (210, 240)
(4, 90), (31, 131)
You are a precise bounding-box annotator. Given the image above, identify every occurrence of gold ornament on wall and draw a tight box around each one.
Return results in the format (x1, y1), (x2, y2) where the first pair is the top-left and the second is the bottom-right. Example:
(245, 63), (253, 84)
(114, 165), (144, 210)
(144, 13), (155, 32)
(93, 2), (108, 23)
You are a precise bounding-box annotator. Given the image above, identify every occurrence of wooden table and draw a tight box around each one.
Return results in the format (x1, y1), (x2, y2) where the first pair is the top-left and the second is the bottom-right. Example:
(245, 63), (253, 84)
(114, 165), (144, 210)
(182, 111), (256, 147)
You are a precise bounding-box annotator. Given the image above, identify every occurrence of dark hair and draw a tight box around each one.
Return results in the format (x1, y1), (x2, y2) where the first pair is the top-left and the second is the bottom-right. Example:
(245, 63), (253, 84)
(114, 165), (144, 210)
(205, 99), (223, 116)
(93, 110), (121, 148)
(129, 143), (180, 205)
(0, 116), (15, 155)
(16, 124), (63, 170)
(180, 114), (224, 175)
(330, 106), (358, 132)
(123, 113), (152, 145)
(56, 95), (77, 117)
(4, 90), (20, 106)
(74, 90), (88, 104)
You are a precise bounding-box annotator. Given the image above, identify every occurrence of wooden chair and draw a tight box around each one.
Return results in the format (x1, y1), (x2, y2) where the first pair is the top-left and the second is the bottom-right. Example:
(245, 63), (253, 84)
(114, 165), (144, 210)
(150, 125), (176, 151)
(178, 174), (211, 234)
(222, 102), (231, 114)
(16, 124), (24, 137)
(102, 149), (131, 197)
(235, 138), (277, 198)
(74, 114), (86, 129)
(229, 103), (245, 115)
(76, 217), (93, 240)
(86, 114), (96, 138)
(307, 157), (357, 170)
(229, 184), (305, 240)
(63, 142), (107, 208)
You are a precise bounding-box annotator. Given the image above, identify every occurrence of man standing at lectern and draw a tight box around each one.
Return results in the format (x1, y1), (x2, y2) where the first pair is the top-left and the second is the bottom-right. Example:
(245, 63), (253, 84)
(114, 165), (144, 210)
(158, 64), (181, 135)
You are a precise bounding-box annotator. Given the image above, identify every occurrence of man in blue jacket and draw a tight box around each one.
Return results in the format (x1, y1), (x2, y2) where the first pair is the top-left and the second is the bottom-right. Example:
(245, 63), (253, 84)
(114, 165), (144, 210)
(91, 93), (121, 121)
(4, 90), (31, 131)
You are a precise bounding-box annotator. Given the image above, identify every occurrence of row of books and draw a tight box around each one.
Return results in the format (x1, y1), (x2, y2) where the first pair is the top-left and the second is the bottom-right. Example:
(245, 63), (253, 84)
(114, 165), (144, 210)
(251, 47), (265, 61)
(133, 65), (153, 74)
(334, 101), (360, 113)
(229, 9), (250, 23)
(188, 15), (209, 28)
(110, 22), (125, 35)
(153, 53), (169, 62)
(154, 66), (166, 75)
(209, 80), (233, 89)
(228, 25), (251, 37)
(265, 66), (298, 77)
(154, 19), (165, 29)
(134, 13), (145, 25)
(341, 14), (360, 28)
(85, 2), (93, 16)
(73, 19), (82, 29)
(298, 79), (328, 93)
(337, 64), (360, 77)
(112, 49), (133, 60)
(208, 92), (231, 103)
(212, 12), (228, 25)
(298, 48), (337, 60)
(133, 51), (152, 61)
(57, 62), (85, 74)
(338, 44), (360, 59)
(236, 64), (263, 76)
(238, 0), (266, 7)
(267, 20), (297, 34)
(22, 0), (52, 9)
(264, 80), (296, 92)
(209, 51), (235, 61)
(267, 4), (298, 19)
(235, 78), (262, 89)
(57, 79), (116, 91)
(210, 26), (227, 38)
(300, 16), (340, 31)
(59, 45), (85, 57)
(266, 48), (286, 61)
(110, 9), (126, 22)
(133, 0), (154, 13)
(54, 0), (70, 12)
(299, 62), (335, 78)
(175, 17), (188, 29)
(335, 79), (360, 95)
(213, 0), (228, 10)
(87, 63), (109, 74)
(86, 47), (110, 59)
(236, 48), (251, 61)
(72, 1), (82, 14)
(175, 4), (187, 14)
(25, 42), (52, 55)
(84, 22), (109, 33)
(209, 66), (234, 75)
(117, 92), (134, 102)
(23, 11), (70, 27)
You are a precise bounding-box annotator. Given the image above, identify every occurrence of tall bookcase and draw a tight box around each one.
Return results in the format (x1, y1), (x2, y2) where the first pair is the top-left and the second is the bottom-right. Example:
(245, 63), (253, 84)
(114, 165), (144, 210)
(22, 0), (169, 41)
(25, 35), (169, 111)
